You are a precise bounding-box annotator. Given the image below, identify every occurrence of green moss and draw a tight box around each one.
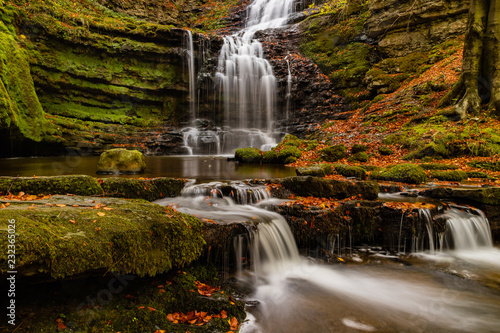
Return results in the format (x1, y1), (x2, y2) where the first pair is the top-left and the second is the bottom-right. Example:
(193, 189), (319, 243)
(235, 148), (263, 163)
(372, 164), (428, 184)
(97, 149), (146, 174)
(278, 176), (378, 200)
(467, 160), (500, 172)
(351, 144), (369, 154)
(296, 164), (333, 177)
(299, 1), (373, 104)
(0, 175), (102, 196)
(466, 171), (495, 179)
(101, 177), (186, 201)
(348, 152), (370, 163)
(420, 163), (458, 170)
(278, 146), (302, 164)
(0, 7), (49, 141)
(378, 146), (394, 155)
(430, 170), (468, 181)
(278, 134), (302, 147)
(320, 144), (347, 162)
(333, 164), (367, 180)
(0, 196), (204, 278)
(263, 149), (279, 163)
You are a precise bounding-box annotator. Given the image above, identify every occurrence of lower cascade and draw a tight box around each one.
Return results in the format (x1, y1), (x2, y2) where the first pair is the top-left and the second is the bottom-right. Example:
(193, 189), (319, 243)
(156, 182), (500, 333)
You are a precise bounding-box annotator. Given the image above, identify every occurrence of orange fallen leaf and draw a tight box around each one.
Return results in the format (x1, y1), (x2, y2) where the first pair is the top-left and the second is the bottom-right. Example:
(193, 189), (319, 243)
(69, 220), (76, 224)
(56, 204), (66, 207)
(97, 212), (105, 216)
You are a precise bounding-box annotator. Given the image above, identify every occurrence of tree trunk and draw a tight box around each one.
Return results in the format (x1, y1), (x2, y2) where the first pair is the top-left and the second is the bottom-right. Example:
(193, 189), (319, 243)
(485, 0), (500, 115)
(454, 0), (489, 118)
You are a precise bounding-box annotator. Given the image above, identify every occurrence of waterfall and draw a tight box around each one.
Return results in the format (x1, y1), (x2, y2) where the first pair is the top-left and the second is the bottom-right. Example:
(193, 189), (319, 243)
(186, 30), (196, 120)
(439, 206), (493, 251)
(285, 58), (292, 121)
(216, 0), (294, 130)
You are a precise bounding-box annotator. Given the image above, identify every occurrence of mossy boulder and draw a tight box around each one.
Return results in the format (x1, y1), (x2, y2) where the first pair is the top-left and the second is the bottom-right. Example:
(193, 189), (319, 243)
(279, 134), (302, 147)
(278, 146), (302, 164)
(320, 145), (347, 162)
(466, 171), (495, 179)
(276, 176), (378, 200)
(234, 148), (263, 163)
(333, 164), (367, 180)
(420, 163), (458, 170)
(97, 149), (146, 174)
(351, 144), (369, 154)
(430, 170), (468, 181)
(263, 149), (279, 163)
(467, 160), (500, 172)
(348, 152), (370, 163)
(0, 175), (102, 196)
(372, 164), (428, 184)
(0, 196), (204, 278)
(378, 146), (394, 155)
(296, 164), (333, 177)
(101, 177), (186, 201)
(420, 187), (500, 206)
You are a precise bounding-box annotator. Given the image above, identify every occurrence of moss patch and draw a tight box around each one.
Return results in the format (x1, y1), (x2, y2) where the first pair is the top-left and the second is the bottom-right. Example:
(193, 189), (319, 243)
(372, 164), (428, 184)
(0, 196), (204, 278)
(0, 175), (102, 196)
(101, 177), (186, 201)
(97, 149), (146, 174)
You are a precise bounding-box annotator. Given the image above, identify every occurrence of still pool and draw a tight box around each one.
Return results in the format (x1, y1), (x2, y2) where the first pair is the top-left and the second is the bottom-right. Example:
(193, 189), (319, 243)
(0, 155), (295, 181)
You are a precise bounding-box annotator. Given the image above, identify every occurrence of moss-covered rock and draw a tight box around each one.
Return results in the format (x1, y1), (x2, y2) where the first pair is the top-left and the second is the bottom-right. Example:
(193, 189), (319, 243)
(234, 148), (263, 163)
(0, 175), (102, 196)
(421, 187), (500, 206)
(351, 144), (369, 154)
(467, 160), (500, 172)
(430, 170), (468, 181)
(320, 144), (347, 162)
(276, 176), (378, 200)
(0, 6), (49, 142)
(466, 171), (495, 179)
(101, 177), (186, 201)
(420, 163), (458, 170)
(0, 196), (204, 278)
(348, 152), (370, 163)
(378, 146), (394, 155)
(278, 146), (302, 164)
(372, 164), (428, 184)
(263, 149), (279, 163)
(333, 164), (367, 180)
(296, 164), (333, 177)
(97, 149), (146, 174)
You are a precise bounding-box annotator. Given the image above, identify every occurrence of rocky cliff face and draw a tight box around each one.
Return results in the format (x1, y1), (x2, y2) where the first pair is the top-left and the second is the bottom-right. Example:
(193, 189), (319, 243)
(365, 0), (469, 57)
(0, 0), (225, 156)
(0, 0), (471, 156)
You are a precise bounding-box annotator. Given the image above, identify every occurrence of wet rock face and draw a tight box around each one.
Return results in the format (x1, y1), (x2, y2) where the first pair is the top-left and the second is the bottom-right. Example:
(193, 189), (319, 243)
(365, 0), (469, 57)
(258, 28), (344, 136)
(96, 0), (200, 26)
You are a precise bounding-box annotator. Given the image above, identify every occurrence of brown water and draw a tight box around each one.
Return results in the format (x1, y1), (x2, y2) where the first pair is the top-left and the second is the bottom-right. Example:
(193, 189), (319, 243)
(0, 156), (295, 181)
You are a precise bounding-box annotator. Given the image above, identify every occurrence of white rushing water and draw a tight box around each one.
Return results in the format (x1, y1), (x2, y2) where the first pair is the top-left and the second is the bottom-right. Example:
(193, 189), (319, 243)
(157, 184), (500, 332)
(182, 0), (296, 155)
(185, 30), (196, 121)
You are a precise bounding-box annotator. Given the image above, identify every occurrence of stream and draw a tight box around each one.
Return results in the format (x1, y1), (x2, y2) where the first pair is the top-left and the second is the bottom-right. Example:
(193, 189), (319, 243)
(157, 181), (500, 333)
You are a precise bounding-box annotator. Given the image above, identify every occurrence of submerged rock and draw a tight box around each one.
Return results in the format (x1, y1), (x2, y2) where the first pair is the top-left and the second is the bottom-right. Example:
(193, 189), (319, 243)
(97, 148), (146, 174)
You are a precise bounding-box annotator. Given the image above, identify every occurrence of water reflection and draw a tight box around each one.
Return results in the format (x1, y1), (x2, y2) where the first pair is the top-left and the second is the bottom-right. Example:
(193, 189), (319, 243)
(0, 156), (295, 181)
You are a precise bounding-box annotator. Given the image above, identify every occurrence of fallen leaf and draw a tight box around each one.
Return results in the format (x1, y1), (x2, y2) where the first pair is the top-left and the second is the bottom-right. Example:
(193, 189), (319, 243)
(97, 212), (106, 216)
(56, 204), (66, 207)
